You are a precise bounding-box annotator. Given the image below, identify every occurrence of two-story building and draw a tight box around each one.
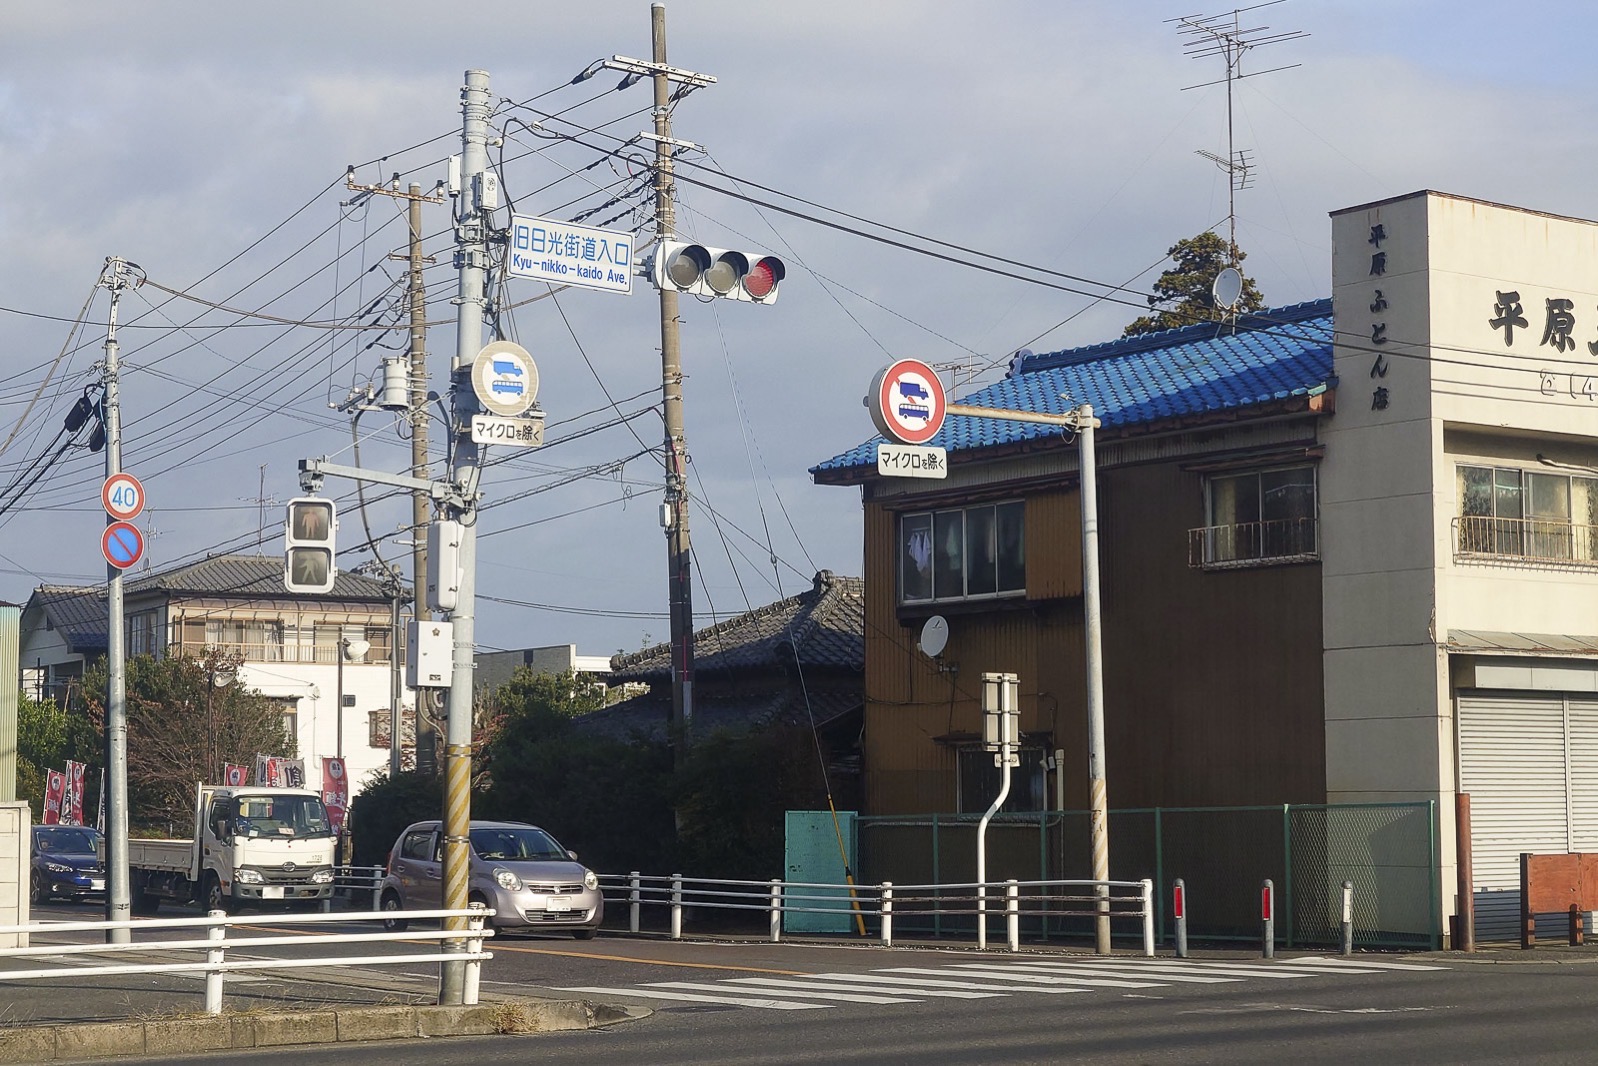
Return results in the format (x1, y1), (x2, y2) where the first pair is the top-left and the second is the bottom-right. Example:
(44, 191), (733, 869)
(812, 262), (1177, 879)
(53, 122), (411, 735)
(815, 190), (1598, 942)
(19, 554), (410, 793)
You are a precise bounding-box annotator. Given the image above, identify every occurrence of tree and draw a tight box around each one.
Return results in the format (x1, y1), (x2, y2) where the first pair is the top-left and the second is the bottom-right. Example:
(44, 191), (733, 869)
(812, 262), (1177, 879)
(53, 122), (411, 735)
(1123, 231), (1265, 336)
(81, 648), (294, 833)
(16, 690), (101, 822)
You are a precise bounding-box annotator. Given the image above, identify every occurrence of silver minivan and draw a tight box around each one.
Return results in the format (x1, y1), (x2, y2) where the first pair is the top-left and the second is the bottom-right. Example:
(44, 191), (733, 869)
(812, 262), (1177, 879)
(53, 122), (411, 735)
(379, 819), (603, 938)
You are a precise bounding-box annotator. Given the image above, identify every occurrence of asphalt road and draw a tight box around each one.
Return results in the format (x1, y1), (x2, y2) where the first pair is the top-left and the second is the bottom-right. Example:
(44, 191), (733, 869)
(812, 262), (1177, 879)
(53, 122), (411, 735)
(28, 899), (1598, 1064)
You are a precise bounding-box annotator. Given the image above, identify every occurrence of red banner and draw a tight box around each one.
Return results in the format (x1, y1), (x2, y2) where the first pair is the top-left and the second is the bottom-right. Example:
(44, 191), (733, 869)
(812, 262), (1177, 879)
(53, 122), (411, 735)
(43, 769), (65, 825)
(254, 754), (306, 789)
(63, 761), (86, 826)
(223, 763), (248, 786)
(321, 757), (349, 836)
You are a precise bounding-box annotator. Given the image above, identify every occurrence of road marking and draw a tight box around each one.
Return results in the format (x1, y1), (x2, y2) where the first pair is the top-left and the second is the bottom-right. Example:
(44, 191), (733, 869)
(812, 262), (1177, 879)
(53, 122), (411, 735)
(656, 981), (917, 1004)
(930, 965), (1166, 988)
(1018, 961), (1322, 981)
(1107, 958), (1393, 976)
(729, 977), (1001, 1000)
(998, 962), (1241, 985)
(492, 942), (805, 974)
(1276, 956), (1450, 971)
(558, 986), (827, 1010)
(798, 973), (1086, 996)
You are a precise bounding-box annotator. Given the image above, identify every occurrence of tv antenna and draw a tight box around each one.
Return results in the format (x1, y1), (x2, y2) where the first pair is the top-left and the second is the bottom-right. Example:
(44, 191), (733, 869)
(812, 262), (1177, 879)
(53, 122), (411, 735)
(1170, 1), (1307, 262)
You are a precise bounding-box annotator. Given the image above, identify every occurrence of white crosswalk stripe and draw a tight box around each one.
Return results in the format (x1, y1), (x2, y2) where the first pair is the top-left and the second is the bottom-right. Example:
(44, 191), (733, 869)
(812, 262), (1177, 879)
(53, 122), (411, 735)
(556, 954), (1449, 1012)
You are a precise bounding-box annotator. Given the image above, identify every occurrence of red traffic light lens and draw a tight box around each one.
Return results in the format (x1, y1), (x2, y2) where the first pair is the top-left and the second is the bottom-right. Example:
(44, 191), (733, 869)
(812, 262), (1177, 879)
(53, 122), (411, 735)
(742, 256), (784, 300)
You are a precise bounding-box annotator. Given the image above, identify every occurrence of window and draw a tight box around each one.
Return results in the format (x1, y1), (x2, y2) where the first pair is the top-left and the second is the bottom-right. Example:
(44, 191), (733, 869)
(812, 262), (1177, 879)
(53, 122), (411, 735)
(127, 611), (157, 657)
(1190, 464), (1318, 567)
(1457, 464), (1598, 562)
(957, 746), (1049, 813)
(205, 618), (284, 662)
(901, 501), (1025, 604)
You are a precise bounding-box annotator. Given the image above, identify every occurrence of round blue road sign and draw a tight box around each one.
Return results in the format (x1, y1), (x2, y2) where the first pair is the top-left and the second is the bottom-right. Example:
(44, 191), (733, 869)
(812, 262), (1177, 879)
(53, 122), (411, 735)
(103, 520), (144, 570)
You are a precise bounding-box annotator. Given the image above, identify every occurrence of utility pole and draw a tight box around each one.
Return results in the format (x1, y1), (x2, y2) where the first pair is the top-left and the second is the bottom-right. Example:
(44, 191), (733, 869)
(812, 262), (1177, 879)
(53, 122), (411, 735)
(342, 171), (443, 774)
(99, 257), (133, 944)
(649, 2), (695, 758)
(1073, 404), (1111, 955)
(436, 67), (492, 1007)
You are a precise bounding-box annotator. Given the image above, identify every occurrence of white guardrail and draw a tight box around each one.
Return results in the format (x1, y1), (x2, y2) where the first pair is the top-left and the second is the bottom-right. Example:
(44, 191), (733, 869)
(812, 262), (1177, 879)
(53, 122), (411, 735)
(599, 874), (1156, 955)
(0, 906), (494, 1014)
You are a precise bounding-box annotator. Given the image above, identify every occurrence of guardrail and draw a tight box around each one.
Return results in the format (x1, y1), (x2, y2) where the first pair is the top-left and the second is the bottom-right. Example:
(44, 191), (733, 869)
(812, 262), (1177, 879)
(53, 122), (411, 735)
(600, 873), (1155, 955)
(0, 906), (494, 1014)
(332, 865), (387, 911)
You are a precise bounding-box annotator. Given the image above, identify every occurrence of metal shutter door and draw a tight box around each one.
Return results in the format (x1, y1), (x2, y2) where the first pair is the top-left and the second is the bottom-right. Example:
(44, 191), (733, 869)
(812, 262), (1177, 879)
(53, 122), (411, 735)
(1458, 694), (1569, 942)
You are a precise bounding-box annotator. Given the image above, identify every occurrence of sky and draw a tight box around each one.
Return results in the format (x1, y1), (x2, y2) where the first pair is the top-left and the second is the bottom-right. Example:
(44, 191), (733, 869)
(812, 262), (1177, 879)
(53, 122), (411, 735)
(5, 0), (1598, 659)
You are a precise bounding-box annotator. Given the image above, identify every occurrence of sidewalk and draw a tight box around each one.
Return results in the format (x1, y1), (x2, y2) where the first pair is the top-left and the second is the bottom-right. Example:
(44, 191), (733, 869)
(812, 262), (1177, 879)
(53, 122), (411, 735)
(0, 948), (640, 1063)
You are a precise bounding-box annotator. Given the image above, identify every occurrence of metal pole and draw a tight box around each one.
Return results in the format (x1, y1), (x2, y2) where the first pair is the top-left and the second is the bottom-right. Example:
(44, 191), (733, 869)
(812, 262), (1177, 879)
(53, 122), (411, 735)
(1077, 404), (1111, 955)
(100, 257), (132, 944)
(1456, 792), (1475, 952)
(1141, 878), (1155, 957)
(1174, 878), (1188, 958)
(204, 911), (226, 1014)
(1262, 879), (1275, 958)
(388, 580), (402, 777)
(1005, 879), (1020, 952)
(769, 880), (781, 943)
(881, 882), (894, 947)
(407, 184), (436, 778)
(651, 2), (695, 762)
(439, 67), (491, 1006)
(976, 673), (1014, 952)
(1340, 880), (1354, 956)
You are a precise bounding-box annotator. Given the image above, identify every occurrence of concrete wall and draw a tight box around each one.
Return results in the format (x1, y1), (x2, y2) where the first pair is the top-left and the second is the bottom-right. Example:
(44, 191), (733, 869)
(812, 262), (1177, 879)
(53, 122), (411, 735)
(0, 801), (28, 948)
(1, 604), (16, 802)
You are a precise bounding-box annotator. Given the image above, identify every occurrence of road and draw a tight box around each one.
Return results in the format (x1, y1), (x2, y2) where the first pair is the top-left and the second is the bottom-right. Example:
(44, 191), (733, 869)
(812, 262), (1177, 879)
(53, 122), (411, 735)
(27, 899), (1598, 1064)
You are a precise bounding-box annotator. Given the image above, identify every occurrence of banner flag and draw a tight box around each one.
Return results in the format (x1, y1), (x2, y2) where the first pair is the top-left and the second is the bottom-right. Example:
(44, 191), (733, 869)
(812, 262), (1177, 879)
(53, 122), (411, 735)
(96, 768), (106, 832)
(43, 769), (65, 825)
(321, 757), (349, 836)
(63, 761), (87, 826)
(223, 763), (248, 786)
(254, 755), (307, 789)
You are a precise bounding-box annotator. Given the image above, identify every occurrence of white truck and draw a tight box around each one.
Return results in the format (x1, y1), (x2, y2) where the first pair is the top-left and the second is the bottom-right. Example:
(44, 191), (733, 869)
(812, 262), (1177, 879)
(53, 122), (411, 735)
(128, 784), (337, 913)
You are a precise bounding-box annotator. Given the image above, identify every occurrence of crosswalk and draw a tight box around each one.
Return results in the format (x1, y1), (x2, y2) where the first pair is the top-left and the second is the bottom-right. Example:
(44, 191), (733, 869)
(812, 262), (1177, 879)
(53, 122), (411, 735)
(557, 955), (1448, 1012)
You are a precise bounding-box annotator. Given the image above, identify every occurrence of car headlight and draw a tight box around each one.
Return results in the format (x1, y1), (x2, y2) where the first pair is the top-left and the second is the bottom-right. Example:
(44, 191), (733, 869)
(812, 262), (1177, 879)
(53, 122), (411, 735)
(311, 869), (334, 884)
(493, 867), (523, 891)
(583, 869), (599, 891)
(235, 868), (264, 884)
(46, 862), (73, 875)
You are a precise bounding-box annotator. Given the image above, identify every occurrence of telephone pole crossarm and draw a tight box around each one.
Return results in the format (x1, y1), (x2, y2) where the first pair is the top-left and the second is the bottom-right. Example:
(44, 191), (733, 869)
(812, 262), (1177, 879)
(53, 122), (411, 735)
(296, 458), (475, 512)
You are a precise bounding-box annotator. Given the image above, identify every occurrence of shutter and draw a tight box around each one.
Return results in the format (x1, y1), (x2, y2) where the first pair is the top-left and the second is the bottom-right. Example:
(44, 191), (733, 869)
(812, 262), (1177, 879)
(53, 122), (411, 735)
(1458, 694), (1570, 941)
(1568, 699), (1598, 851)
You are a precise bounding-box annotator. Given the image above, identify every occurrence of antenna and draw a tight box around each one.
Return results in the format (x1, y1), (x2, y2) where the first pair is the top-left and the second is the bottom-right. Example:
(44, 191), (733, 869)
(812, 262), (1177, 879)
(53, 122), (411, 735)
(1170, 1), (1307, 261)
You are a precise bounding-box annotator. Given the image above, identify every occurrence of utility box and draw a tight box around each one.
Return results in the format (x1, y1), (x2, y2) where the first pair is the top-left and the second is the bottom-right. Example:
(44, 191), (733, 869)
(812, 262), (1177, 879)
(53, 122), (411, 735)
(406, 620), (454, 688)
(427, 520), (463, 612)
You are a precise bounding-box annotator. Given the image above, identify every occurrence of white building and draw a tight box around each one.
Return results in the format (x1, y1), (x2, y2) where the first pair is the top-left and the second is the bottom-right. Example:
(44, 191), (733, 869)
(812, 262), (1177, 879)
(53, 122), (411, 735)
(18, 554), (411, 798)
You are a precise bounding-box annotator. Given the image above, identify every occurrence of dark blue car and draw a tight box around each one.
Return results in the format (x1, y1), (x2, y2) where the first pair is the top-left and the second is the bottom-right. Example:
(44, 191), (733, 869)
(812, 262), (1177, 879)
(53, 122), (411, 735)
(31, 825), (105, 905)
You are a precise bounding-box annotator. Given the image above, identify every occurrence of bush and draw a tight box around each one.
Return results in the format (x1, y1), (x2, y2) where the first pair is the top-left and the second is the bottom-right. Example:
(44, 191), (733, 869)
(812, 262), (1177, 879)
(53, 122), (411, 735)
(348, 770), (443, 867)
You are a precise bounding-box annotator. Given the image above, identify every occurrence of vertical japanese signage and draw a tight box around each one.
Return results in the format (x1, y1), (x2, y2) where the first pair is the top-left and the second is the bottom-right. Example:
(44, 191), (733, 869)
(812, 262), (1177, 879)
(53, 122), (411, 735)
(1367, 223), (1393, 413)
(322, 757), (349, 836)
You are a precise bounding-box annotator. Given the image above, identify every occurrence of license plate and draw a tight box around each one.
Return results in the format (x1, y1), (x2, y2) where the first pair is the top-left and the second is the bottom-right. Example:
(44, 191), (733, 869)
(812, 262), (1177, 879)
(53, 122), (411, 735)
(89, 879), (106, 891)
(545, 896), (572, 913)
(261, 886), (285, 899)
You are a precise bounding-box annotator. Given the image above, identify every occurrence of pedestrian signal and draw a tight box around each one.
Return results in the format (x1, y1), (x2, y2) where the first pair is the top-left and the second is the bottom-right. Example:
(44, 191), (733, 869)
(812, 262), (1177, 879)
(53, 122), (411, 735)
(283, 497), (336, 594)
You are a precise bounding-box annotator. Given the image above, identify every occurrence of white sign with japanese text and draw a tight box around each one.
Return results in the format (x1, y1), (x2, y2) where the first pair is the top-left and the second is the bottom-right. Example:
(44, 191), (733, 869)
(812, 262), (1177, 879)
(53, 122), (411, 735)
(877, 443), (948, 479)
(507, 214), (633, 295)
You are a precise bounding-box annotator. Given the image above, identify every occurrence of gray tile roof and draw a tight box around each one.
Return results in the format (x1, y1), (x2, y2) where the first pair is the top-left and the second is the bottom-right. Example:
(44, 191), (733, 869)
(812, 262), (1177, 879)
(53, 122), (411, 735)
(575, 687), (862, 743)
(125, 553), (401, 603)
(28, 585), (109, 653)
(608, 570), (864, 680)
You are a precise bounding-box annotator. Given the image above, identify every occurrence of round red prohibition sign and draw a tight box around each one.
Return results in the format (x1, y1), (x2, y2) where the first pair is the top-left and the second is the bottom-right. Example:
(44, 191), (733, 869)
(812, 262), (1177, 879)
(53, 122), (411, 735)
(102, 472), (146, 520)
(869, 358), (947, 445)
(103, 521), (145, 570)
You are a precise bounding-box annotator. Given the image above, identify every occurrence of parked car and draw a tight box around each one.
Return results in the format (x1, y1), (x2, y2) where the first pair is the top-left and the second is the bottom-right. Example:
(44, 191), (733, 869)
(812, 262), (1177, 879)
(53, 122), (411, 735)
(379, 820), (603, 938)
(31, 825), (106, 905)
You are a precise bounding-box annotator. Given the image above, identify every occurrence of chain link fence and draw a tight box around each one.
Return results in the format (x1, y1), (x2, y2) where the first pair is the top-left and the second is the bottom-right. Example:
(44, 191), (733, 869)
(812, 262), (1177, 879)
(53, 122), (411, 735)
(855, 802), (1437, 949)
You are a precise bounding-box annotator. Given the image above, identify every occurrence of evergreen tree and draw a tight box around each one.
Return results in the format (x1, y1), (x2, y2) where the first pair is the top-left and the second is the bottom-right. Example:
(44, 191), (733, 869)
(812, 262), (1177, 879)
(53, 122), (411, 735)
(1123, 231), (1265, 336)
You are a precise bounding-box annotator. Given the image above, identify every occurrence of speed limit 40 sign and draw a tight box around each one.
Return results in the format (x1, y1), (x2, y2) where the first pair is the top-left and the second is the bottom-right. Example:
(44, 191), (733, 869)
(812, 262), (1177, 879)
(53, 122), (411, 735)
(102, 472), (145, 521)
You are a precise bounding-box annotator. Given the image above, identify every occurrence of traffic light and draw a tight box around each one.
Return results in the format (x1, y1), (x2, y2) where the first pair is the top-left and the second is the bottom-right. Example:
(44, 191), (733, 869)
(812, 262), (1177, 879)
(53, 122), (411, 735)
(283, 497), (336, 594)
(651, 241), (785, 303)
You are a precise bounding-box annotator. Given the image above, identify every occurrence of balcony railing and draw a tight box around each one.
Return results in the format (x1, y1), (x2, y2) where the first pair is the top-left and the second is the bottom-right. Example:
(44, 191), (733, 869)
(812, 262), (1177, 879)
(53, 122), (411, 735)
(170, 640), (393, 665)
(1188, 517), (1319, 569)
(1453, 514), (1598, 565)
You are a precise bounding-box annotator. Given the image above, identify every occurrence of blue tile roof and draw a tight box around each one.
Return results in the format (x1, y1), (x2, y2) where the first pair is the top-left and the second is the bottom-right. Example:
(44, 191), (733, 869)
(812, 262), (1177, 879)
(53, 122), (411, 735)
(812, 299), (1333, 475)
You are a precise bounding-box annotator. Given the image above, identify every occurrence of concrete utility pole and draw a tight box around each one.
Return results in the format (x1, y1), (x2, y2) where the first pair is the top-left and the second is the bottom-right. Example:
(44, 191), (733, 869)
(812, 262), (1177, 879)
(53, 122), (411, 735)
(99, 257), (133, 944)
(405, 184), (438, 775)
(1074, 404), (1111, 955)
(437, 67), (492, 1006)
(649, 2), (696, 757)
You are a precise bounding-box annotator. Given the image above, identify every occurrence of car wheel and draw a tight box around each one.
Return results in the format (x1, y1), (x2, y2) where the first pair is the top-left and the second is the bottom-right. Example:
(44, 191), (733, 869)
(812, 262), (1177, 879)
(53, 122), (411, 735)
(204, 874), (232, 915)
(380, 890), (408, 932)
(29, 872), (47, 906)
(131, 880), (159, 916)
(572, 928), (596, 940)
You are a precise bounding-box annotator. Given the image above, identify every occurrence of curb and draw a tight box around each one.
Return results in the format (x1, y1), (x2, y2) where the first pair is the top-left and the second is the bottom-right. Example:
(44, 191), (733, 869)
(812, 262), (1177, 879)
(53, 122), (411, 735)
(0, 999), (644, 1063)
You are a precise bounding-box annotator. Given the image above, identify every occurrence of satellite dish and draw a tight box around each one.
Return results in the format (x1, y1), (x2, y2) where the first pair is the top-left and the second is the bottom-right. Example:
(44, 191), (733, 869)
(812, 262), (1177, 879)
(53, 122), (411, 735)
(1211, 267), (1243, 311)
(919, 615), (949, 659)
